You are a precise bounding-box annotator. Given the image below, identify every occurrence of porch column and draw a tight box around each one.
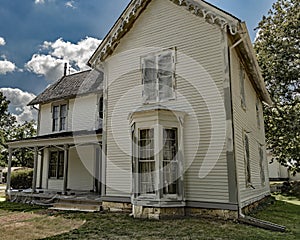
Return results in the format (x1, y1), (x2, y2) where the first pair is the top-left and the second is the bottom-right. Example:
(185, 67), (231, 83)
(6, 147), (12, 193)
(32, 146), (38, 193)
(63, 144), (69, 195)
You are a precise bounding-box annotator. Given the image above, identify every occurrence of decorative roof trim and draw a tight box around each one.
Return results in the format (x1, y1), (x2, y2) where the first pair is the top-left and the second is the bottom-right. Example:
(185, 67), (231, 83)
(88, 0), (241, 66)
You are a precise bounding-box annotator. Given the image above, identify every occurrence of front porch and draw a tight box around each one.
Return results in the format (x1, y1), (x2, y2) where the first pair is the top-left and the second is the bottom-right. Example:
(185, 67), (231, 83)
(6, 130), (103, 211)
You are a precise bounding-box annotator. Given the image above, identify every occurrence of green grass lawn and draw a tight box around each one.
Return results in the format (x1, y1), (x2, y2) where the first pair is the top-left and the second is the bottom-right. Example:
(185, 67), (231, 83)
(0, 199), (299, 240)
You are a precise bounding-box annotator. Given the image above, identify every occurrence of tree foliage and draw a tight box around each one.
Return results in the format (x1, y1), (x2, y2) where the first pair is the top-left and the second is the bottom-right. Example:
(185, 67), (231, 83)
(254, 0), (300, 174)
(0, 91), (36, 167)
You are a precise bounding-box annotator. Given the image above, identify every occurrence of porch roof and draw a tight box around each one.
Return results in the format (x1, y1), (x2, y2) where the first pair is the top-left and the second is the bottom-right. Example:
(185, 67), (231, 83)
(7, 129), (102, 149)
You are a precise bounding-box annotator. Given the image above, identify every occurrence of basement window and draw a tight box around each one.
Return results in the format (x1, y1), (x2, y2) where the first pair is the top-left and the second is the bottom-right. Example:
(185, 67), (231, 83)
(141, 49), (176, 103)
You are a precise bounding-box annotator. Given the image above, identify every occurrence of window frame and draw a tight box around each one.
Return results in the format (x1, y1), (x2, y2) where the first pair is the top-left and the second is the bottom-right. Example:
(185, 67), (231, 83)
(138, 128), (156, 197)
(48, 150), (64, 179)
(243, 131), (251, 187)
(259, 144), (266, 186)
(141, 48), (176, 104)
(162, 128), (178, 196)
(239, 63), (246, 110)
(52, 102), (68, 132)
(256, 99), (261, 129)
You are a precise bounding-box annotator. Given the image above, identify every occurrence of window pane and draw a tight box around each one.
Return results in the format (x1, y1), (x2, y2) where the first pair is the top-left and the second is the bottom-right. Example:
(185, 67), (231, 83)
(60, 104), (67, 117)
(244, 134), (251, 184)
(58, 151), (64, 178)
(143, 57), (156, 102)
(158, 53), (173, 100)
(138, 129), (155, 194)
(49, 152), (58, 178)
(52, 106), (59, 132)
(163, 129), (178, 194)
(259, 146), (265, 185)
(99, 97), (103, 119)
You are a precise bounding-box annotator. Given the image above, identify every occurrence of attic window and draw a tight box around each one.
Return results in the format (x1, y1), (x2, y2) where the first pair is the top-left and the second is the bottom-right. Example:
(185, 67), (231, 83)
(141, 49), (176, 103)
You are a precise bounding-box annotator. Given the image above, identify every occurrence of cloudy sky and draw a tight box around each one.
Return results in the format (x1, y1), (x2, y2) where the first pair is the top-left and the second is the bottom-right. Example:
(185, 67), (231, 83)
(0, 0), (275, 123)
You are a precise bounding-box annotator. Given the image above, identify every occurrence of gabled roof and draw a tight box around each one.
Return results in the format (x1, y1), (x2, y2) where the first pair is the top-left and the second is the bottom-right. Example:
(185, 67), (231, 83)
(88, 0), (272, 105)
(29, 70), (103, 105)
(88, 0), (241, 66)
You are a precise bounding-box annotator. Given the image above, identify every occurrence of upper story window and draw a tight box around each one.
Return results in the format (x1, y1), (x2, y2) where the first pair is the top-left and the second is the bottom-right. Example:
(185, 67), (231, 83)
(256, 99), (261, 129)
(239, 64), (246, 110)
(52, 103), (67, 132)
(99, 96), (103, 119)
(141, 49), (176, 103)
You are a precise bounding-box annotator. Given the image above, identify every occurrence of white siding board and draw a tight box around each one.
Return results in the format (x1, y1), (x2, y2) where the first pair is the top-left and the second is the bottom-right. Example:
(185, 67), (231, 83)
(104, 0), (229, 202)
(38, 94), (99, 135)
(230, 46), (270, 205)
(68, 146), (94, 191)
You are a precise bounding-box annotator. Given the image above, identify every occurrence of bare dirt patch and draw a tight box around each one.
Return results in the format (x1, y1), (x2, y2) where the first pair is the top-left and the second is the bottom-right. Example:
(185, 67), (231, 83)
(0, 210), (85, 240)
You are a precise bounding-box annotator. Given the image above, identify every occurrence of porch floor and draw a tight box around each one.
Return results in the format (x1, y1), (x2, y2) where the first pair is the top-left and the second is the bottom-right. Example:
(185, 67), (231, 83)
(7, 189), (102, 212)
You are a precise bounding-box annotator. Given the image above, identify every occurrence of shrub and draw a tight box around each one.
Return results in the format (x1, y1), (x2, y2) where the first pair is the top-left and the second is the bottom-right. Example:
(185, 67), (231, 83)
(11, 168), (33, 189)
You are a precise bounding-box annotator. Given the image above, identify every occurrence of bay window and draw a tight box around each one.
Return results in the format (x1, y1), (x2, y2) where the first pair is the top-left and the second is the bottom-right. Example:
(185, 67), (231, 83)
(130, 107), (185, 205)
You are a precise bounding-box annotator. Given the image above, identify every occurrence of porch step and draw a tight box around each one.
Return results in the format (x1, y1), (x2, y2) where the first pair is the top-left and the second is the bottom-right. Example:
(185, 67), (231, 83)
(50, 202), (102, 212)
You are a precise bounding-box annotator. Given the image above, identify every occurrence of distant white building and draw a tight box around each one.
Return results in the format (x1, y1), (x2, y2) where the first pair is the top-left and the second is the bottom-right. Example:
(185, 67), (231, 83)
(268, 153), (300, 181)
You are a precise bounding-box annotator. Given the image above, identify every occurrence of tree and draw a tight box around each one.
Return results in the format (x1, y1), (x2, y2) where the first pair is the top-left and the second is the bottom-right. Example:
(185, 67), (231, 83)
(0, 91), (16, 166)
(254, 0), (300, 175)
(0, 91), (36, 167)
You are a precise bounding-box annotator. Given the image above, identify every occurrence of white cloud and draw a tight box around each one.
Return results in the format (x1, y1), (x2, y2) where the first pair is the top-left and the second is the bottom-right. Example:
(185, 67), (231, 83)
(0, 88), (37, 124)
(0, 37), (5, 46)
(0, 58), (16, 74)
(25, 37), (102, 82)
(35, 0), (45, 4)
(65, 1), (76, 9)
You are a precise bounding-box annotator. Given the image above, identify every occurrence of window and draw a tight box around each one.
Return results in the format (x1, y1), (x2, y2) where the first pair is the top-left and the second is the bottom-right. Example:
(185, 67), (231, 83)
(256, 100), (261, 129)
(163, 128), (178, 195)
(52, 104), (67, 132)
(259, 145), (266, 186)
(138, 129), (155, 194)
(240, 64), (246, 109)
(49, 151), (64, 179)
(141, 50), (175, 103)
(244, 133), (251, 185)
(99, 96), (103, 119)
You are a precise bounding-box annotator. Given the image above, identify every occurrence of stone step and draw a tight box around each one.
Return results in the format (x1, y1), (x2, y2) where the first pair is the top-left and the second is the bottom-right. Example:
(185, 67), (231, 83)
(50, 202), (102, 212)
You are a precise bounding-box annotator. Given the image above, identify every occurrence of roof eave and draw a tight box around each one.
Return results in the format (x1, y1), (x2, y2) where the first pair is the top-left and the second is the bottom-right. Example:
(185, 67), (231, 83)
(238, 22), (272, 106)
(88, 0), (241, 67)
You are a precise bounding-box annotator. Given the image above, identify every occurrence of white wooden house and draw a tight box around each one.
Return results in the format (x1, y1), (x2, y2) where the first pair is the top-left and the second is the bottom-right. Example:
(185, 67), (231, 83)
(7, 0), (272, 219)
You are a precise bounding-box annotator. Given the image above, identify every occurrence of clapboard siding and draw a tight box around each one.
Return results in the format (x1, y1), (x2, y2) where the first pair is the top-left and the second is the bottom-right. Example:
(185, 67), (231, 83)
(38, 94), (99, 135)
(230, 45), (270, 205)
(39, 103), (52, 135)
(104, 0), (229, 202)
(68, 146), (94, 191)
